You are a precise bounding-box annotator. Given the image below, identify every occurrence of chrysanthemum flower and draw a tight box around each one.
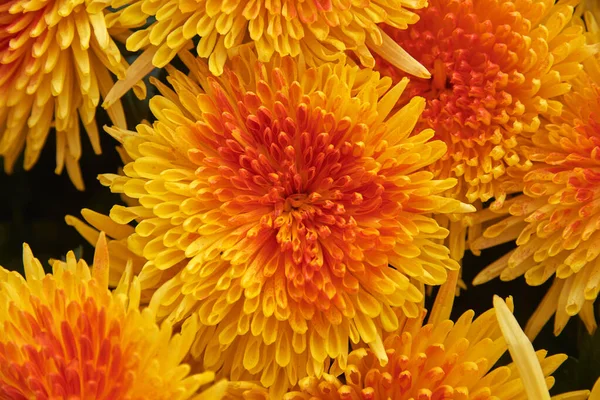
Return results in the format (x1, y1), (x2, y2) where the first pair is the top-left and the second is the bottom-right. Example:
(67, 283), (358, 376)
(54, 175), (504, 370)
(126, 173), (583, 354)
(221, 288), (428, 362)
(68, 49), (475, 396)
(376, 0), (592, 205)
(0, 0), (143, 189)
(471, 68), (600, 338)
(240, 296), (586, 400)
(102, 0), (432, 106)
(0, 234), (230, 399)
(373, 0), (596, 261)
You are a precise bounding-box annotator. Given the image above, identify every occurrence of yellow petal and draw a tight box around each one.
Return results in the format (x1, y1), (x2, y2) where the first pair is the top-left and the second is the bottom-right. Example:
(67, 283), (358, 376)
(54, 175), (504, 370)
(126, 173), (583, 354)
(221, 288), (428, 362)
(367, 29), (430, 79)
(493, 295), (551, 400)
(103, 46), (157, 108)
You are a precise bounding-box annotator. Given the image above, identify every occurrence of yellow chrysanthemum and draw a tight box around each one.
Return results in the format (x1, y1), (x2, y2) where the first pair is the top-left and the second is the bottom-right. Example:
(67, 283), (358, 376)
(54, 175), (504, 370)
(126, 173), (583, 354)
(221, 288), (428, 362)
(234, 296), (589, 400)
(471, 65), (600, 337)
(0, 233), (230, 399)
(372, 0), (596, 261)
(0, 0), (144, 189)
(68, 49), (476, 396)
(102, 0), (432, 106)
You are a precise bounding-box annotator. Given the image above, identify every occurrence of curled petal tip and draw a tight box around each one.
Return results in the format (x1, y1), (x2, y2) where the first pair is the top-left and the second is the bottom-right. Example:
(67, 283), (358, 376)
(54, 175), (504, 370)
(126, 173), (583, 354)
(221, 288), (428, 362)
(460, 203), (477, 213)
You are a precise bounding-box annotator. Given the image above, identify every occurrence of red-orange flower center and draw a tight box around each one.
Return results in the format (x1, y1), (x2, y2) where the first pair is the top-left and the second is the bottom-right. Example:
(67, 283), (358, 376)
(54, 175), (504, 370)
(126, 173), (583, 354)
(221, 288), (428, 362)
(213, 96), (395, 301)
(379, 1), (534, 138)
(375, 0), (580, 203)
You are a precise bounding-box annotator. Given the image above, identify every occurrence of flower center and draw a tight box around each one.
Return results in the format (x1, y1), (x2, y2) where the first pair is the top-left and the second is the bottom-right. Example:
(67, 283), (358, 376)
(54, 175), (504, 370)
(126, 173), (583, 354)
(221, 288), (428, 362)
(216, 100), (384, 271)
(378, 0), (531, 142)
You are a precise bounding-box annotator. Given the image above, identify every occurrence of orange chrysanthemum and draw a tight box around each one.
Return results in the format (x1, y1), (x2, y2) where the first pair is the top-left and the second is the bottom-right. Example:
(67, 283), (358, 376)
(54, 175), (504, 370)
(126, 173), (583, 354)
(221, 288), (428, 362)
(471, 68), (600, 338)
(0, 0), (143, 189)
(473, 1), (600, 335)
(376, 0), (592, 204)
(68, 49), (475, 396)
(373, 0), (595, 261)
(102, 0), (432, 106)
(0, 234), (233, 399)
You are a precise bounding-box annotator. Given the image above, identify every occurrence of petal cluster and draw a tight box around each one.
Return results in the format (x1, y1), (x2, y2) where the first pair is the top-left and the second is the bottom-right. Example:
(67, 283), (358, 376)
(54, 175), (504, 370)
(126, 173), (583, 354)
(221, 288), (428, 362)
(105, 0), (430, 80)
(243, 298), (572, 400)
(0, 0), (598, 398)
(69, 50), (475, 396)
(375, 0), (592, 205)
(472, 67), (600, 337)
(0, 235), (222, 399)
(0, 0), (142, 189)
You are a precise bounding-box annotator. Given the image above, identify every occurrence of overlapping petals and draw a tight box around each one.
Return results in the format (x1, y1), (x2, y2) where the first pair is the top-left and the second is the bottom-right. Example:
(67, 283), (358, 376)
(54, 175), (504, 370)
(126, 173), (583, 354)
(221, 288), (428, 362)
(102, 0), (432, 106)
(0, 0), (144, 189)
(109, 0), (432, 74)
(372, 0), (598, 262)
(68, 50), (475, 396)
(236, 297), (583, 400)
(472, 68), (600, 337)
(376, 0), (594, 205)
(0, 0), (598, 398)
(0, 234), (225, 399)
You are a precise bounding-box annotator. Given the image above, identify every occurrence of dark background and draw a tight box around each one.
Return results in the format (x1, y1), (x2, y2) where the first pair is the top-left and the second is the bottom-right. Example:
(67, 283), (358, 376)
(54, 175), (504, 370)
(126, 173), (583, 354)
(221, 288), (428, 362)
(0, 79), (598, 395)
